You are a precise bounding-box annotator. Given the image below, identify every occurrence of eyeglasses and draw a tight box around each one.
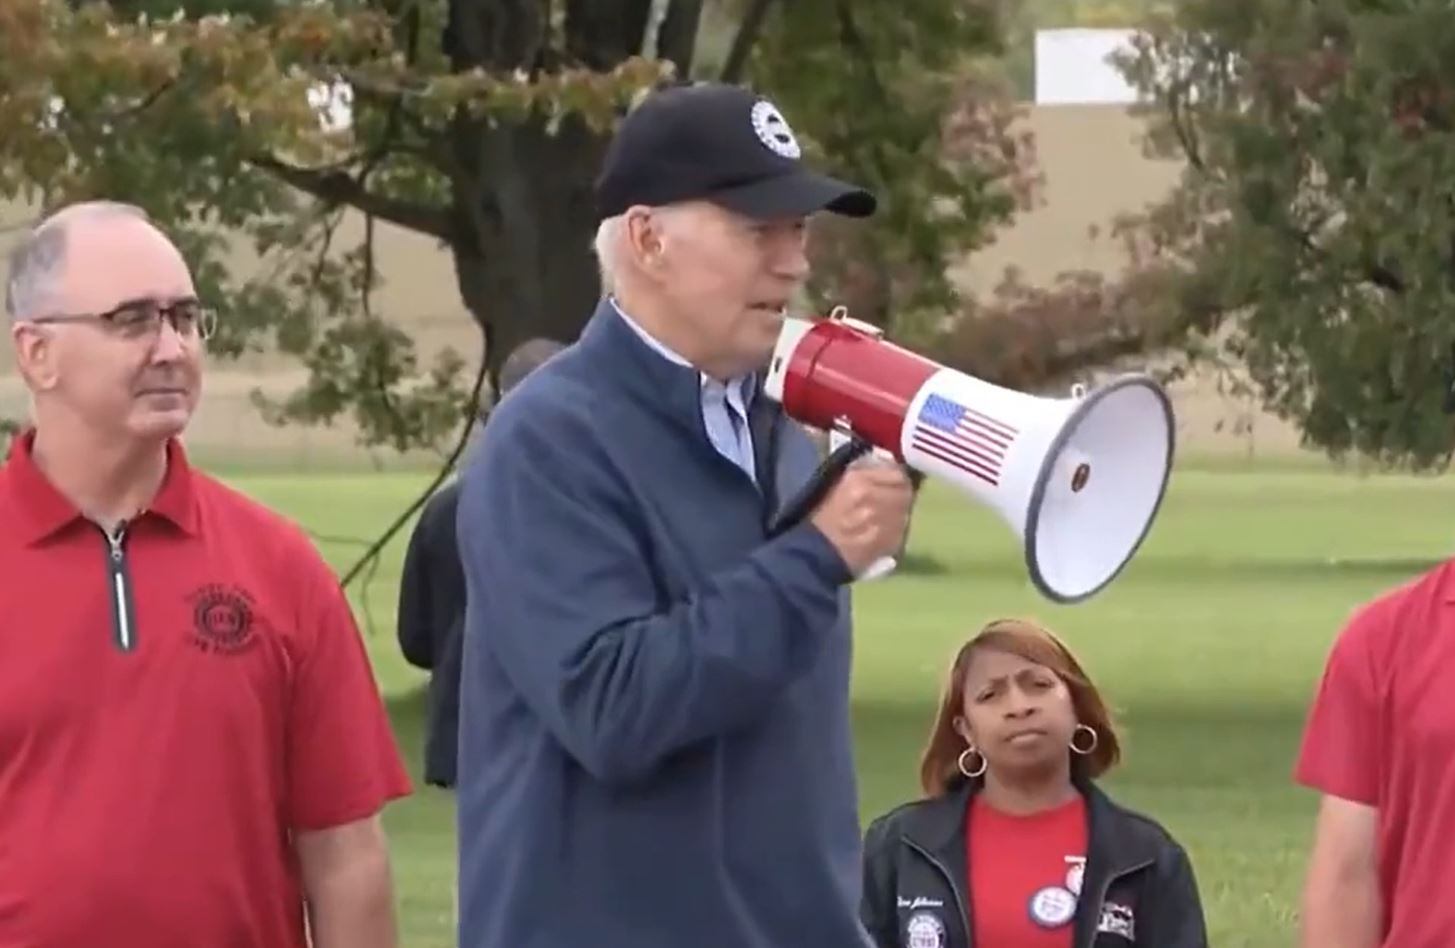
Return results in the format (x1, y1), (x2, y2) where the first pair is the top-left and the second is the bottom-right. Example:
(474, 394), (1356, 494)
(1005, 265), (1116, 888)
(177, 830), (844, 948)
(29, 298), (218, 342)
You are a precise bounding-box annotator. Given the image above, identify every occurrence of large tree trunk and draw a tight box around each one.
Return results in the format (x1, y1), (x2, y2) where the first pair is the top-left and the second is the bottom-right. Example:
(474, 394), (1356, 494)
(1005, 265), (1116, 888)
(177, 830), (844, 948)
(441, 0), (683, 380)
(449, 112), (611, 379)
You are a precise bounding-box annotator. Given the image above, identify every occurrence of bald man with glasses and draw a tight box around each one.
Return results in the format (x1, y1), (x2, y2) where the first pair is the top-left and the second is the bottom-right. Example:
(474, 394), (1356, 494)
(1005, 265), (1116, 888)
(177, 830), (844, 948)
(0, 201), (413, 948)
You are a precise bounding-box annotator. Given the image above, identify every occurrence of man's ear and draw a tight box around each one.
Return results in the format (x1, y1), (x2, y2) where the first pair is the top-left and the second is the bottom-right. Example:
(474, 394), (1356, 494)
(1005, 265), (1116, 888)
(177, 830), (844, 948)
(623, 207), (662, 270)
(625, 205), (685, 277)
(11, 323), (58, 391)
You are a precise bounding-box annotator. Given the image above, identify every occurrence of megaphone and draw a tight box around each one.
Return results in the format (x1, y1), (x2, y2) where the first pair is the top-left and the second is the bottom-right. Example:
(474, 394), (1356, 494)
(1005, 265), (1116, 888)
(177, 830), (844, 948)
(761, 308), (1176, 604)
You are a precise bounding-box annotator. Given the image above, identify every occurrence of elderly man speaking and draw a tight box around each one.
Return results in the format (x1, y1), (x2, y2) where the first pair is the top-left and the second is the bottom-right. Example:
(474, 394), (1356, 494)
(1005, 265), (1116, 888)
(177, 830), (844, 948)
(454, 83), (915, 947)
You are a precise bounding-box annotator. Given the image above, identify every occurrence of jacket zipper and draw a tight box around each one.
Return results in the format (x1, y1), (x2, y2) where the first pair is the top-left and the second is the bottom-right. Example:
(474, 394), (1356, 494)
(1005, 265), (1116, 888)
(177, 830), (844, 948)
(905, 839), (971, 947)
(102, 522), (138, 653)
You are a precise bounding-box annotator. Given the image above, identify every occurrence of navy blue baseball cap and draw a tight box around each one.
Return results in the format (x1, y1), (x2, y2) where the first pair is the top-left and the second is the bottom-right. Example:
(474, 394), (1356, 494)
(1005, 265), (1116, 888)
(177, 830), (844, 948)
(593, 82), (877, 222)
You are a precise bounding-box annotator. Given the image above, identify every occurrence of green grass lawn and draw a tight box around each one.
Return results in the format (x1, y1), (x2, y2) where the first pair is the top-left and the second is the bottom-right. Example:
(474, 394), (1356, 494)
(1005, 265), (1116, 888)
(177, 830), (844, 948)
(226, 461), (1455, 948)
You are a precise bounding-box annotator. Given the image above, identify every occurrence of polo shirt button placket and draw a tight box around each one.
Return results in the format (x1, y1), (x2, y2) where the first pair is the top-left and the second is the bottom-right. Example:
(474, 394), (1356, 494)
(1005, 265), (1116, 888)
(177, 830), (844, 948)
(101, 520), (139, 653)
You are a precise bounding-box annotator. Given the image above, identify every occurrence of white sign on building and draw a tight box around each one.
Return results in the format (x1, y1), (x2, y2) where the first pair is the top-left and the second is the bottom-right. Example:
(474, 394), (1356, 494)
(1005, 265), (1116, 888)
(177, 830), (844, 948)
(1034, 28), (1142, 105)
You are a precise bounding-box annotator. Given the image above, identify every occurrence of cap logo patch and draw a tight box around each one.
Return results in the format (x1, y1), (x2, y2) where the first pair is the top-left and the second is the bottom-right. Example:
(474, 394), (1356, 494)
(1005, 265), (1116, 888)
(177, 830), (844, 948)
(751, 99), (801, 159)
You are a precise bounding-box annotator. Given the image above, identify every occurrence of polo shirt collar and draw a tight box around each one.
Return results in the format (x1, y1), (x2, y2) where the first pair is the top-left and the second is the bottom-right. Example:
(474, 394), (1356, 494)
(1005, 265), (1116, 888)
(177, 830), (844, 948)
(3, 427), (199, 545)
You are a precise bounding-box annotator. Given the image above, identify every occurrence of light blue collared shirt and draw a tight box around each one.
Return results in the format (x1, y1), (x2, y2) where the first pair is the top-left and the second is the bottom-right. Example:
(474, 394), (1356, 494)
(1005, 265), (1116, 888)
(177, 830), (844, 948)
(609, 298), (756, 484)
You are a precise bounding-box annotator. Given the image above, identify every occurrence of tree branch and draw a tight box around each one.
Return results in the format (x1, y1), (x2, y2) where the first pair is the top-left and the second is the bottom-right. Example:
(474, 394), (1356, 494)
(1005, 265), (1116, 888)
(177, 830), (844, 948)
(310, 209), (345, 289)
(946, 310), (1162, 391)
(340, 78), (457, 180)
(1288, 224), (1405, 294)
(720, 0), (774, 83)
(1038, 324), (1158, 382)
(830, 0), (894, 184)
(1167, 84), (1207, 175)
(1364, 261), (1406, 294)
(400, 0), (423, 67)
(835, 0), (888, 104)
(1162, 71), (1404, 299)
(444, 0), (545, 72)
(361, 212), (379, 319)
(651, 0), (701, 76)
(339, 335), (491, 589)
(640, 0), (670, 57)
(654, 0), (703, 76)
(250, 155), (452, 239)
(112, 79), (178, 122)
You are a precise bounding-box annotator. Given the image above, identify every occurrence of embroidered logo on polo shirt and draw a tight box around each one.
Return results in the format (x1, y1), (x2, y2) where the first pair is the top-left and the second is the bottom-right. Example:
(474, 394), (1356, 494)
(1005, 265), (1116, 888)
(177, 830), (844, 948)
(187, 583), (260, 655)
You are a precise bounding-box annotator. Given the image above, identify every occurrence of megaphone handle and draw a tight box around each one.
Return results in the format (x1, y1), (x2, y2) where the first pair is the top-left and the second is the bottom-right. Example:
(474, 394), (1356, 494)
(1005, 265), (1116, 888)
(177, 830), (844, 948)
(855, 444), (901, 583)
(768, 436), (873, 539)
(769, 435), (903, 583)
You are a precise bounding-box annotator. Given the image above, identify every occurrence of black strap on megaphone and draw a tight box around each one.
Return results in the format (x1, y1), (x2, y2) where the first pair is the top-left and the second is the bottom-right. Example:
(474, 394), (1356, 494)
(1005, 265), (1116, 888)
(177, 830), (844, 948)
(767, 434), (876, 538)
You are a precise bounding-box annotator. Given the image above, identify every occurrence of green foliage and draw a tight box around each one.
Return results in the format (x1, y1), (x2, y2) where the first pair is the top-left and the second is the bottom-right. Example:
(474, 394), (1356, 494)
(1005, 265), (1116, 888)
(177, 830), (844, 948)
(1116, 0), (1455, 469)
(0, 0), (1039, 455)
(752, 0), (1037, 343)
(0, 0), (666, 453)
(100, 0), (283, 19)
(0, 417), (18, 455)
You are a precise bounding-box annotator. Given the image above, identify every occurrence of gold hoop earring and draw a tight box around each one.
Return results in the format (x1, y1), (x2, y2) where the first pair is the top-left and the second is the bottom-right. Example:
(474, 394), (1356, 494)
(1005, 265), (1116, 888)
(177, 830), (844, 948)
(957, 746), (987, 778)
(1070, 724), (1099, 756)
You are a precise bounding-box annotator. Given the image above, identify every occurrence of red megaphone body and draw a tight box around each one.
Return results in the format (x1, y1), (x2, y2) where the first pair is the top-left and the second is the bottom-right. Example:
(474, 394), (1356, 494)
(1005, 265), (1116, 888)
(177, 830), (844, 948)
(760, 308), (1176, 603)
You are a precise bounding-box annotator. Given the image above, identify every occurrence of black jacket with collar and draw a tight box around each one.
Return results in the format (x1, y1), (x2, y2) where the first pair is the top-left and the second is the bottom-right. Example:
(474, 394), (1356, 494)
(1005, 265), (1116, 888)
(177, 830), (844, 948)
(860, 777), (1208, 948)
(396, 479), (465, 789)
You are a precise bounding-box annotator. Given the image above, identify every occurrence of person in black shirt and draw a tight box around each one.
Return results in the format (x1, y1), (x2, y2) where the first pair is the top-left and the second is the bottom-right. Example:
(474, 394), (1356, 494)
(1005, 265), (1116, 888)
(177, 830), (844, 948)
(396, 337), (565, 789)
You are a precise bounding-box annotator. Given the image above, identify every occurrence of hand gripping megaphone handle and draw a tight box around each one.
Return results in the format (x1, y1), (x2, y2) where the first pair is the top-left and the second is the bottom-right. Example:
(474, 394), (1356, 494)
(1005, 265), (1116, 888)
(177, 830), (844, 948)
(768, 434), (899, 582)
(830, 431), (900, 581)
(768, 436), (870, 538)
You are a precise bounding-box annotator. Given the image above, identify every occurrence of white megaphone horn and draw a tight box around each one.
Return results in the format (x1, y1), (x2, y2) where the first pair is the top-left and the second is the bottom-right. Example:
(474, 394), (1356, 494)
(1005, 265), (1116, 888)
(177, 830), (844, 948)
(761, 307), (1176, 604)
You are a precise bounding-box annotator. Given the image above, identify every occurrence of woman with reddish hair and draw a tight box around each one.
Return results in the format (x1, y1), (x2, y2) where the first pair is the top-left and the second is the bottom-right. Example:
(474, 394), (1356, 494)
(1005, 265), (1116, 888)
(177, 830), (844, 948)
(861, 618), (1207, 948)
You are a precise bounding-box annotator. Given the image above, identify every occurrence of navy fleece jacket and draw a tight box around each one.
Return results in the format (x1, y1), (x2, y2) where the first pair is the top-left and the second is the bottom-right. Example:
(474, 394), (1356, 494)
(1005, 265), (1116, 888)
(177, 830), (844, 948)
(454, 299), (871, 948)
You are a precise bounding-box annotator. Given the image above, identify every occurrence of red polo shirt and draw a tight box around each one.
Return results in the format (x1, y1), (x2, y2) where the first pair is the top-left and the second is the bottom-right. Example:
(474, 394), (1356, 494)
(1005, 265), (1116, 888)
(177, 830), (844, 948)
(968, 793), (1087, 945)
(1295, 560), (1455, 947)
(0, 430), (412, 947)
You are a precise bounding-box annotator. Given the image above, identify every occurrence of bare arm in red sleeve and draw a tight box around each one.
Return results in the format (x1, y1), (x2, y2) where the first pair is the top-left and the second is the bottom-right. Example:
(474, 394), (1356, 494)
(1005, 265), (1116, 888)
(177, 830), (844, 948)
(298, 815), (399, 948)
(286, 547), (414, 948)
(1295, 603), (1386, 948)
(1301, 796), (1381, 948)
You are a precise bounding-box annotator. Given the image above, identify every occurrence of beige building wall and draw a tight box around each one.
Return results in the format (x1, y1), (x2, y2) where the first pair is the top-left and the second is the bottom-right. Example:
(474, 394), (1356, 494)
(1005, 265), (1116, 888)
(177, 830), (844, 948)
(0, 104), (1312, 470)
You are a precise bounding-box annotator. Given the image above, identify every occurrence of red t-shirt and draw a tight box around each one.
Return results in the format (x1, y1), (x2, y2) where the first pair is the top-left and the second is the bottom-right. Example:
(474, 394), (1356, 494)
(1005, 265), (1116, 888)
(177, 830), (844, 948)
(1294, 561), (1455, 948)
(967, 793), (1088, 947)
(0, 432), (413, 947)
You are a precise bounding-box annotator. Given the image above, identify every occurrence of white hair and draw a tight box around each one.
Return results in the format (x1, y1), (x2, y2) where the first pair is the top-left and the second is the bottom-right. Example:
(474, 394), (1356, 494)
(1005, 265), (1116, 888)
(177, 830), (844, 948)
(592, 215), (626, 294)
(5, 201), (150, 323)
(590, 204), (699, 295)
